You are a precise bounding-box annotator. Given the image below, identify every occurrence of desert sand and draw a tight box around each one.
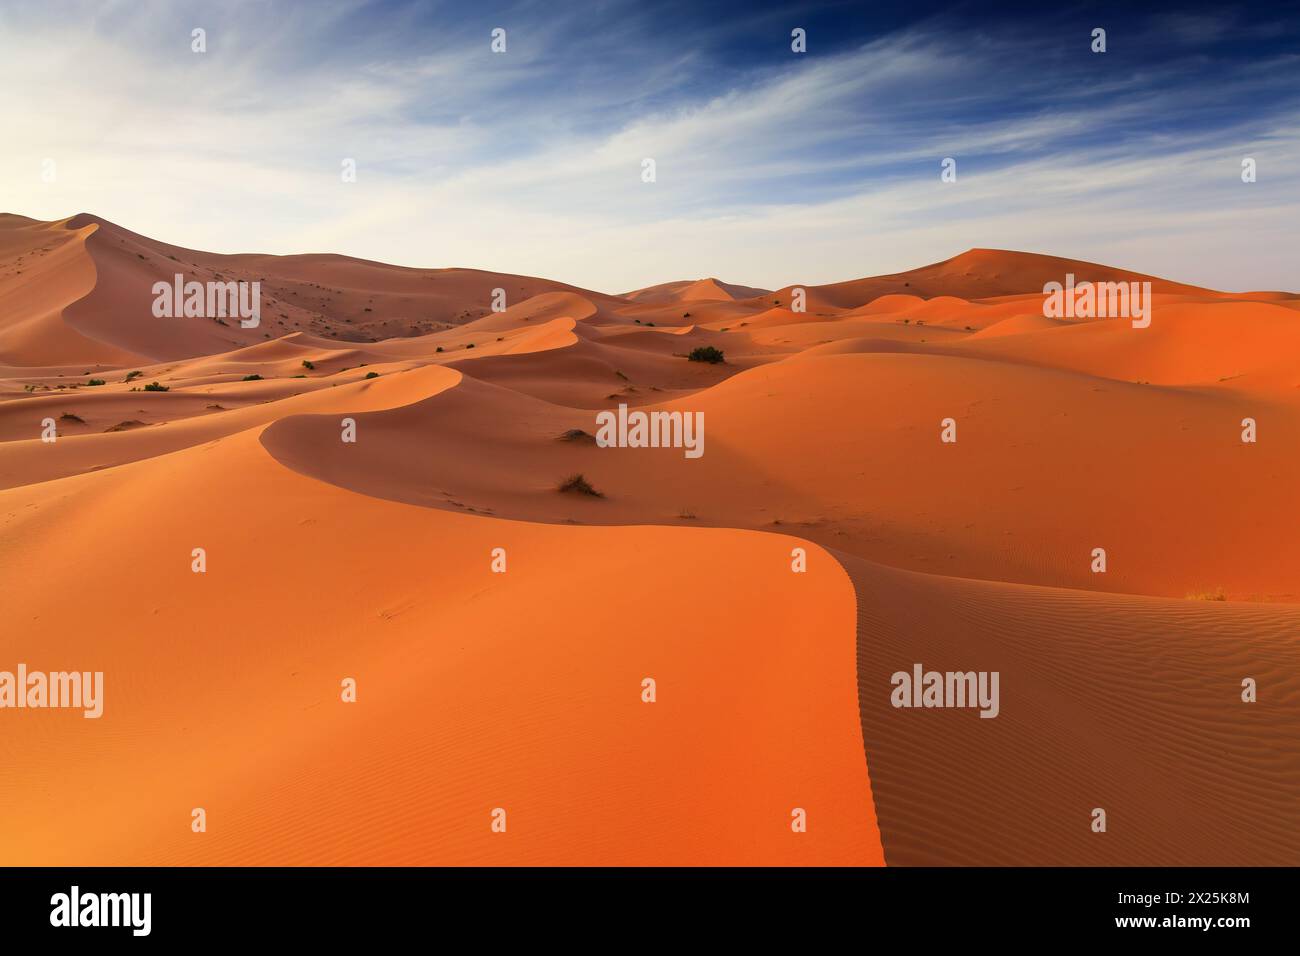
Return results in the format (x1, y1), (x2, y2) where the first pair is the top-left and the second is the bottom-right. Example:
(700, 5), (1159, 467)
(2, 213), (1297, 865)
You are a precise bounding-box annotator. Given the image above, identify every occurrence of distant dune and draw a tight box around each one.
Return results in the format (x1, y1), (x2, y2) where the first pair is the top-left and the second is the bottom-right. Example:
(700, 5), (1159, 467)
(3, 212), (1297, 865)
(623, 276), (774, 304)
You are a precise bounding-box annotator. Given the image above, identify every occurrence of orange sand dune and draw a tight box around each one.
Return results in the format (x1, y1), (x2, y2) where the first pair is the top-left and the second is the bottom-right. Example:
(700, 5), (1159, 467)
(261, 351), (1300, 602)
(0, 427), (881, 866)
(952, 298), (1300, 395)
(845, 551), (1300, 865)
(789, 247), (1223, 311)
(1, 214), (625, 364)
(3, 211), (1298, 866)
(445, 320), (771, 408)
(623, 276), (772, 304)
(0, 365), (459, 489)
(0, 216), (145, 367)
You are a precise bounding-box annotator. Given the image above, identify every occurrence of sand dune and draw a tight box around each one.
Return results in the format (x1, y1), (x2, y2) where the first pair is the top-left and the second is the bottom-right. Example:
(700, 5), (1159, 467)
(0, 427), (881, 865)
(3, 212), (1297, 866)
(845, 551), (1300, 865)
(791, 248), (1218, 311)
(623, 276), (772, 304)
(261, 349), (1300, 603)
(4, 214), (623, 363)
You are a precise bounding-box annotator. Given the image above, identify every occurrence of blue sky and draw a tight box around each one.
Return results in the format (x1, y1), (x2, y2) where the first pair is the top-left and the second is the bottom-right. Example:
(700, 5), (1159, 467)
(1, 0), (1297, 291)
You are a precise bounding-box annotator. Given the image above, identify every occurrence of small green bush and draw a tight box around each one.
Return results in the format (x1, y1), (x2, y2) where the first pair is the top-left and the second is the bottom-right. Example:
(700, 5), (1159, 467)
(143, 381), (169, 392)
(688, 346), (725, 364)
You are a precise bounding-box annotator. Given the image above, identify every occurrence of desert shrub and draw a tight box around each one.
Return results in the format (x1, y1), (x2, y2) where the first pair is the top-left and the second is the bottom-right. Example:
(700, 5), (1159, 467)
(688, 345), (725, 364)
(86, 379), (106, 386)
(302, 360), (315, 370)
(242, 374), (262, 381)
(365, 371), (379, 379)
(558, 473), (603, 497)
(143, 381), (169, 392)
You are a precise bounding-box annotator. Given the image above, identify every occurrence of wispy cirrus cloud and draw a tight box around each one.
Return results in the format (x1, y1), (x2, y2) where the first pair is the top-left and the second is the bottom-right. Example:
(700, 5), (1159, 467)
(1, 0), (1296, 291)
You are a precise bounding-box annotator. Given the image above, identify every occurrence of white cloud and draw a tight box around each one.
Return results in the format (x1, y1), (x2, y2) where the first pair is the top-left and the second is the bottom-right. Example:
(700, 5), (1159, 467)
(0, 1), (1295, 292)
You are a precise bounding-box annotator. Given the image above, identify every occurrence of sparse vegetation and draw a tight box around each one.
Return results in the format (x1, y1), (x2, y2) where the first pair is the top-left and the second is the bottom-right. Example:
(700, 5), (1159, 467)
(124, 370), (143, 382)
(59, 413), (84, 423)
(143, 381), (169, 392)
(557, 428), (595, 443)
(558, 473), (604, 497)
(86, 379), (106, 386)
(365, 371), (379, 379)
(688, 345), (725, 364)
(104, 420), (146, 432)
(242, 374), (263, 381)
(302, 359), (315, 370)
